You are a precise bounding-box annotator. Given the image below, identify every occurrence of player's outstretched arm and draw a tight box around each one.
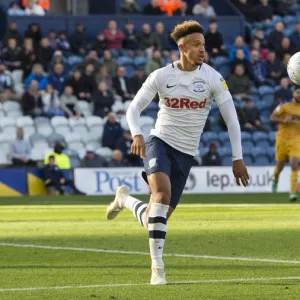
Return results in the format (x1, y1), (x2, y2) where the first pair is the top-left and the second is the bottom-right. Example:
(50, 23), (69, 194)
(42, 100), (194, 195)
(219, 99), (249, 187)
(126, 72), (159, 158)
(270, 109), (292, 124)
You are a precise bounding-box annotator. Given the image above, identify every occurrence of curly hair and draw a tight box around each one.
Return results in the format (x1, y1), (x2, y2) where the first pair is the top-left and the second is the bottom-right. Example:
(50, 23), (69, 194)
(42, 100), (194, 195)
(170, 20), (204, 43)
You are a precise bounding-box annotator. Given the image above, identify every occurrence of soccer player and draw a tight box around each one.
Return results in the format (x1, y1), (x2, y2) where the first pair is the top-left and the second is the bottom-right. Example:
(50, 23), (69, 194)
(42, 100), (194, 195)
(270, 86), (300, 201)
(106, 20), (249, 284)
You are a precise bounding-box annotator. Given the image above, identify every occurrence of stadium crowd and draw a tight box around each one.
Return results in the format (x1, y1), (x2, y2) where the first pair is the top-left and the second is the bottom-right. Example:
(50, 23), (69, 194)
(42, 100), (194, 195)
(0, 0), (300, 172)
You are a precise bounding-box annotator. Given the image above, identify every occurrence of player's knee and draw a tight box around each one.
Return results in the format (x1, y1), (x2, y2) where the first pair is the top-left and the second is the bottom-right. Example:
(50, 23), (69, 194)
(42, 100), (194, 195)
(152, 191), (171, 205)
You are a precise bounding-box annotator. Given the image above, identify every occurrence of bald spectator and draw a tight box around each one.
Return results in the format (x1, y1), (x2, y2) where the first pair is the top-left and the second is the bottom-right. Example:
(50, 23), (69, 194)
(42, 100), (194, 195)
(103, 20), (125, 51)
(268, 21), (285, 51)
(102, 113), (123, 150)
(112, 66), (134, 101)
(229, 36), (250, 62)
(21, 80), (43, 117)
(192, 0), (216, 18)
(145, 50), (163, 75)
(25, 63), (48, 91)
(289, 22), (300, 48)
(143, 0), (164, 14)
(70, 23), (90, 56)
(108, 150), (126, 167)
(2, 37), (22, 71)
(121, 0), (141, 14)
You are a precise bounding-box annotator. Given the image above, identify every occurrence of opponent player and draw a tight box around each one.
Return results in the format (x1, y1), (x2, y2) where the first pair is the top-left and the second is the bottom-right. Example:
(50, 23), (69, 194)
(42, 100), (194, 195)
(106, 20), (249, 284)
(270, 86), (300, 201)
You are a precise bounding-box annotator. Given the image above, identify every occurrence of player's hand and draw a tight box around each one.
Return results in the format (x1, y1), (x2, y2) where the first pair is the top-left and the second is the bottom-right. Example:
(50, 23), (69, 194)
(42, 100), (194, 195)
(233, 159), (249, 187)
(283, 116), (293, 124)
(131, 135), (146, 158)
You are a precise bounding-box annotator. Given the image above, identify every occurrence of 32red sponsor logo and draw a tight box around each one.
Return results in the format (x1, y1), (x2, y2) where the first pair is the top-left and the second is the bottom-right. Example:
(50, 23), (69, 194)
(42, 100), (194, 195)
(164, 97), (207, 109)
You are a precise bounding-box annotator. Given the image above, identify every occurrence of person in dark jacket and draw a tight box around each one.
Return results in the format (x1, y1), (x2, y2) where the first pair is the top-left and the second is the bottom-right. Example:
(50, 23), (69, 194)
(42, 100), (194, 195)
(3, 22), (22, 47)
(92, 81), (115, 118)
(268, 21), (284, 51)
(112, 66), (134, 101)
(243, 98), (267, 132)
(92, 32), (107, 57)
(21, 80), (43, 117)
(24, 23), (42, 50)
(70, 23), (90, 56)
(127, 67), (147, 96)
(154, 22), (172, 52)
(249, 50), (267, 86)
(143, 0), (164, 14)
(44, 155), (73, 195)
(121, 0), (141, 13)
(252, 0), (273, 23)
(266, 51), (284, 85)
(273, 77), (293, 108)
(2, 37), (22, 71)
(22, 38), (37, 80)
(123, 21), (139, 51)
(38, 37), (54, 72)
(65, 69), (86, 100)
(204, 20), (227, 57)
(56, 31), (71, 54)
(48, 63), (66, 95)
(81, 150), (108, 168)
(202, 144), (222, 166)
(102, 112), (123, 150)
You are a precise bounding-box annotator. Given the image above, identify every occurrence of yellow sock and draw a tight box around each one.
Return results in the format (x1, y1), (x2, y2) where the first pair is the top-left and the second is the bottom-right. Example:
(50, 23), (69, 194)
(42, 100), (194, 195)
(274, 166), (280, 182)
(290, 171), (298, 194)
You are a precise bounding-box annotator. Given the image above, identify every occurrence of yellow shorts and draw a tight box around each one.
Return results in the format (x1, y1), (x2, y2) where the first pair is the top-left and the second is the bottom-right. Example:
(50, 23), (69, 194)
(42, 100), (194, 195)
(275, 138), (300, 161)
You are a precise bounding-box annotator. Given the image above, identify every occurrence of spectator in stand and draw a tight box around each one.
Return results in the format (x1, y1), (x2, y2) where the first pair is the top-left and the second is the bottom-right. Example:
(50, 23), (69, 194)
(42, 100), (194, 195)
(78, 50), (101, 73)
(102, 112), (123, 150)
(49, 51), (68, 75)
(25, 63), (48, 91)
(81, 150), (108, 168)
(234, 0), (255, 23)
(65, 69), (86, 100)
(123, 20), (139, 54)
(2, 37), (22, 72)
(116, 129), (140, 166)
(266, 50), (284, 85)
(281, 53), (291, 78)
(143, 0), (164, 14)
(4, 22), (22, 47)
(289, 22), (300, 48)
(253, 28), (269, 49)
(155, 22), (172, 54)
(8, 2), (26, 16)
(227, 64), (251, 102)
(95, 65), (112, 90)
(22, 38), (37, 80)
(24, 23), (42, 50)
(158, 0), (181, 16)
(56, 31), (71, 54)
(192, 0), (216, 18)
(268, 21), (284, 51)
(204, 20), (226, 57)
(145, 50), (163, 75)
(128, 67), (147, 96)
(103, 20), (125, 51)
(112, 66), (134, 101)
(48, 64), (66, 95)
(249, 50), (268, 86)
(38, 0), (50, 12)
(24, 0), (45, 16)
(38, 37), (54, 72)
(169, 50), (179, 63)
(108, 150), (126, 167)
(252, 0), (273, 23)
(174, 1), (191, 16)
(41, 84), (64, 117)
(70, 23), (90, 56)
(91, 81), (115, 118)
(11, 128), (35, 167)
(274, 77), (293, 108)
(0, 62), (16, 102)
(276, 37), (294, 61)
(231, 49), (251, 75)
(102, 49), (118, 77)
(121, 0), (141, 14)
(250, 38), (268, 61)
(243, 98), (268, 132)
(60, 85), (82, 119)
(92, 32), (107, 57)
(21, 80), (43, 117)
(202, 144), (222, 166)
(81, 64), (97, 102)
(229, 35), (250, 62)
(44, 142), (70, 170)
(138, 23), (160, 54)
(47, 30), (57, 49)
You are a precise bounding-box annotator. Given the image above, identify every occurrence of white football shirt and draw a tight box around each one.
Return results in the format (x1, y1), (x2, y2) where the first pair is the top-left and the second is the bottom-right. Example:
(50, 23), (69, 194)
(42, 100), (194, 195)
(128, 61), (232, 156)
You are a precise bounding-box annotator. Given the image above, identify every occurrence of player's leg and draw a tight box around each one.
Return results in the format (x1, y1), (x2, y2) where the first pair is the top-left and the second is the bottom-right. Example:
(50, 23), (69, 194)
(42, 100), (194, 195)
(273, 139), (287, 192)
(289, 156), (300, 201)
(273, 160), (285, 192)
(147, 171), (171, 285)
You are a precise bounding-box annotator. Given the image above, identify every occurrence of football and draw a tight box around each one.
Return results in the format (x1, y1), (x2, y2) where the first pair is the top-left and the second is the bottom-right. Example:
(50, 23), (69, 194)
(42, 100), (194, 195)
(287, 52), (300, 86)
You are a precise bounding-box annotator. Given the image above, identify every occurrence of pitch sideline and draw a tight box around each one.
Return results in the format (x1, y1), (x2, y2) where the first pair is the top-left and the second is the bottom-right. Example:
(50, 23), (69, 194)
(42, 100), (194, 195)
(1, 242), (300, 265)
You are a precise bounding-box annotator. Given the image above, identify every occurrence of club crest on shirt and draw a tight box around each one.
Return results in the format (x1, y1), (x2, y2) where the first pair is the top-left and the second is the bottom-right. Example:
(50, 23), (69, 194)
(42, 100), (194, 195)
(220, 78), (228, 90)
(191, 79), (205, 93)
(148, 158), (157, 169)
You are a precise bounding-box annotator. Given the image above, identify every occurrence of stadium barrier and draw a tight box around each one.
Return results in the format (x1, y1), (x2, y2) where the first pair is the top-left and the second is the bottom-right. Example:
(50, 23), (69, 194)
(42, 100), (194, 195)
(0, 167), (298, 196)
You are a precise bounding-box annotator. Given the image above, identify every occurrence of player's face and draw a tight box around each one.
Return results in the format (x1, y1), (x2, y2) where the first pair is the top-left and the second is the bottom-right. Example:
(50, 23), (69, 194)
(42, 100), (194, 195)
(293, 89), (300, 103)
(181, 33), (205, 66)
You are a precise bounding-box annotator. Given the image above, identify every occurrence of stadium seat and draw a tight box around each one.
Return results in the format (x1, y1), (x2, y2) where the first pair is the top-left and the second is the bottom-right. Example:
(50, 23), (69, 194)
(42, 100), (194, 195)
(30, 133), (49, 148)
(68, 142), (85, 156)
(141, 124), (153, 139)
(6, 110), (22, 118)
(133, 56), (147, 68)
(23, 125), (36, 140)
(241, 131), (252, 142)
(123, 100), (132, 112)
(0, 117), (15, 128)
(252, 131), (268, 142)
(140, 116), (155, 126)
(36, 123), (54, 136)
(89, 126), (104, 139)
(54, 125), (72, 135)
(34, 116), (50, 125)
(96, 147), (113, 160)
(119, 115), (129, 130)
(11, 70), (23, 85)
(51, 116), (69, 127)
(0, 150), (11, 165)
(16, 116), (34, 127)
(253, 147), (267, 157)
(0, 110), (5, 118)
(218, 147), (231, 157)
(117, 56), (133, 66)
(243, 154), (254, 166)
(47, 133), (66, 148)
(85, 116), (104, 128)
(258, 85), (274, 97)
(64, 132), (81, 144)
(222, 155), (232, 166)
(31, 147), (45, 161)
(255, 140), (270, 148)
(201, 131), (218, 144)
(218, 132), (229, 144)
(2, 125), (16, 137)
(2, 101), (20, 112)
(267, 147), (275, 161)
(85, 141), (102, 150)
(78, 101), (91, 113)
(111, 101), (125, 114)
(125, 64), (136, 77)
(254, 155), (270, 166)
(268, 131), (277, 143)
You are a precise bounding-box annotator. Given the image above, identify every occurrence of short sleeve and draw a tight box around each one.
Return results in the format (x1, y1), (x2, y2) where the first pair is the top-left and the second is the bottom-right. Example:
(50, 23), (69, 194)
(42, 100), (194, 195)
(274, 104), (285, 116)
(210, 70), (232, 106)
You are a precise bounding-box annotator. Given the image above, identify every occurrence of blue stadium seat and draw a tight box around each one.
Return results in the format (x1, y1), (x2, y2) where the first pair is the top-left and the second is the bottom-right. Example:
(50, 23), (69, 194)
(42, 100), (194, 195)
(254, 155), (270, 166)
(283, 15), (297, 25)
(213, 56), (229, 65)
(253, 147), (268, 157)
(261, 95), (274, 107)
(125, 65), (136, 77)
(260, 108), (272, 117)
(268, 131), (277, 143)
(201, 131), (218, 143)
(244, 155), (254, 166)
(255, 140), (270, 148)
(258, 85), (274, 97)
(222, 140), (231, 148)
(218, 147), (231, 157)
(222, 155), (232, 166)
(133, 56), (148, 67)
(218, 131), (229, 144)
(267, 147), (275, 161)
(241, 131), (252, 142)
(217, 63), (231, 79)
(117, 56), (133, 66)
(252, 131), (268, 142)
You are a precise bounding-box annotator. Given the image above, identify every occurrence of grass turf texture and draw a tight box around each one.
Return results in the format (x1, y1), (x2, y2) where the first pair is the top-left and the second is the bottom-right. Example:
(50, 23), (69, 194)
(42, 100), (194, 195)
(0, 193), (300, 299)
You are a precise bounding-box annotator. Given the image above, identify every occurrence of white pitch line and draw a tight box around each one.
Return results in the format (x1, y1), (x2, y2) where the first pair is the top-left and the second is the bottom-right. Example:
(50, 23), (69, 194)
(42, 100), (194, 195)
(1, 277), (300, 292)
(1, 243), (300, 265)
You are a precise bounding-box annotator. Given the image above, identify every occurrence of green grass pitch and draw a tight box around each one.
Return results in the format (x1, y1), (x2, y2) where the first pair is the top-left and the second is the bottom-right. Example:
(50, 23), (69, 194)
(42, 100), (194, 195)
(1, 193), (300, 300)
